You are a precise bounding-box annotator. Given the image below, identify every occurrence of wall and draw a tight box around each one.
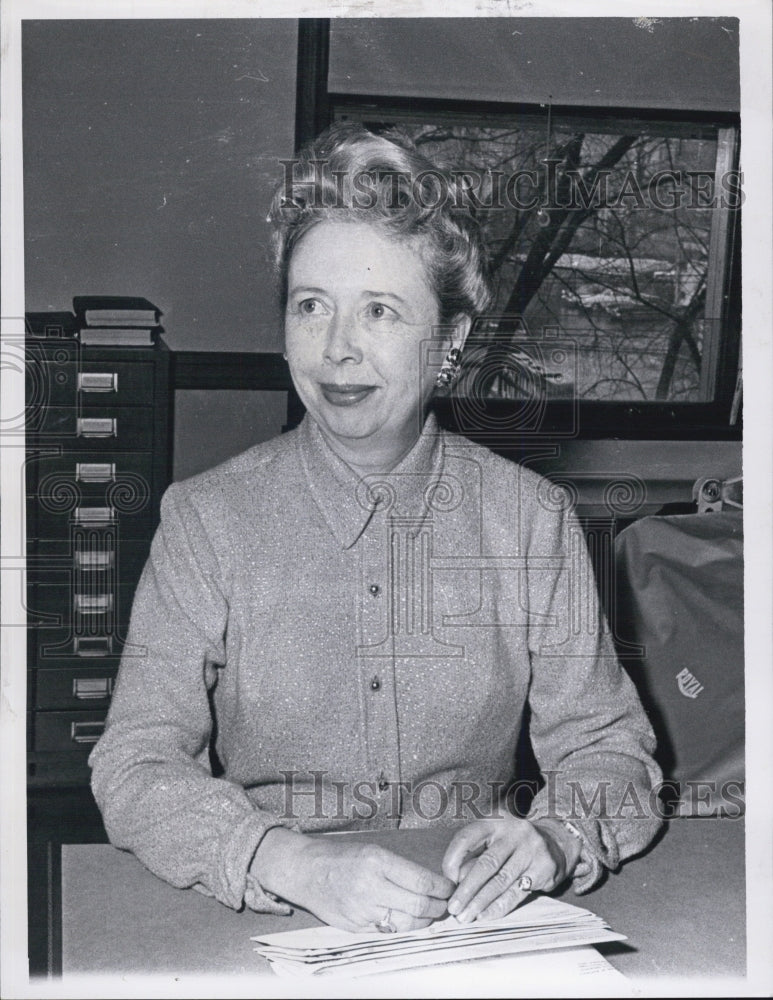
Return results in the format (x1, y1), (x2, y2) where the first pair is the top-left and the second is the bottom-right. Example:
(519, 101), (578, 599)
(173, 389), (288, 481)
(23, 18), (297, 354)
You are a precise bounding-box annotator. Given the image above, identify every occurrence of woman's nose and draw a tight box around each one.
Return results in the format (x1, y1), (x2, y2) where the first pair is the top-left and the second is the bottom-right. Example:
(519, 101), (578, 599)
(323, 310), (363, 365)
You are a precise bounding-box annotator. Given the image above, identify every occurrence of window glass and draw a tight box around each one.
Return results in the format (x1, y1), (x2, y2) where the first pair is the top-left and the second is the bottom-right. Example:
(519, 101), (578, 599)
(343, 115), (737, 405)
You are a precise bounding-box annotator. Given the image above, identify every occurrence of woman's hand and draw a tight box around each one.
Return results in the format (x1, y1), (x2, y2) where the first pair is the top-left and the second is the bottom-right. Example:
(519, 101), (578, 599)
(441, 816), (582, 923)
(253, 828), (455, 933)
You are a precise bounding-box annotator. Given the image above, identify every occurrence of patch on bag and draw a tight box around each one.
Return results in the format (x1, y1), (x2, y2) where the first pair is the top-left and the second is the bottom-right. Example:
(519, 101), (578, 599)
(676, 667), (704, 699)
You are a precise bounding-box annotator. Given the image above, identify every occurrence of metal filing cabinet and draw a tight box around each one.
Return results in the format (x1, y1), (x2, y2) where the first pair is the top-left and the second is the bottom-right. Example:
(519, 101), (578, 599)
(25, 333), (171, 787)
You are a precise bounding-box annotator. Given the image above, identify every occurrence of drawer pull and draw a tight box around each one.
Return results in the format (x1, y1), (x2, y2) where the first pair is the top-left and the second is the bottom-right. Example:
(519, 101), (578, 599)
(74, 636), (113, 657)
(74, 593), (113, 614)
(74, 549), (114, 569)
(78, 372), (118, 392)
(74, 506), (115, 524)
(77, 417), (116, 438)
(73, 676), (114, 700)
(76, 462), (116, 483)
(70, 721), (105, 745)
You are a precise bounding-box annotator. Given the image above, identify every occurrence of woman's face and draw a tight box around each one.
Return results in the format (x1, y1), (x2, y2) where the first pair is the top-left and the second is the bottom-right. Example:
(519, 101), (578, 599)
(285, 220), (458, 468)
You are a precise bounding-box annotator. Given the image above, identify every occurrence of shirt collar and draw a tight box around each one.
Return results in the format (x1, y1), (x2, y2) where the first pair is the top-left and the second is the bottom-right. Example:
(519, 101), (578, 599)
(297, 411), (447, 549)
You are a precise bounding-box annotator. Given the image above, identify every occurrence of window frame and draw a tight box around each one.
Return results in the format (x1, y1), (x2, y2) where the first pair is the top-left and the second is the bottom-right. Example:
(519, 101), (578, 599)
(330, 95), (741, 441)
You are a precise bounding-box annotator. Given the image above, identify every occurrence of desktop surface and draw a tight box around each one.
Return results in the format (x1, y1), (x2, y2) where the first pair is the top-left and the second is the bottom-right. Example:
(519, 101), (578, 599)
(52, 818), (744, 985)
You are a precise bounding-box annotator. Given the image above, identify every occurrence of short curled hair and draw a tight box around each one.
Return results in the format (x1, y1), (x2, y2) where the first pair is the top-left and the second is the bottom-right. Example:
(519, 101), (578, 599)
(267, 122), (493, 324)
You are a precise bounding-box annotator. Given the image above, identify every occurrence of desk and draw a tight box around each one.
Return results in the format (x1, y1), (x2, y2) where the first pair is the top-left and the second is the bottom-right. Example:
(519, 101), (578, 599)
(40, 819), (744, 986)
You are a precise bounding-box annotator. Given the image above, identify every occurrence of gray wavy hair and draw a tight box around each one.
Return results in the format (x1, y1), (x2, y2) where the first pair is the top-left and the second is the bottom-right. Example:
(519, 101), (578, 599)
(268, 122), (493, 324)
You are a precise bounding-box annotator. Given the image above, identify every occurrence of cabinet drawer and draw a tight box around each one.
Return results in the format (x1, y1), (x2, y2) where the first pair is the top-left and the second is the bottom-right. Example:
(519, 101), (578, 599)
(34, 710), (107, 751)
(35, 665), (119, 710)
(29, 451), (155, 489)
(27, 624), (127, 669)
(29, 407), (154, 450)
(27, 752), (93, 787)
(30, 498), (155, 543)
(27, 537), (151, 585)
(27, 581), (135, 646)
(28, 358), (156, 408)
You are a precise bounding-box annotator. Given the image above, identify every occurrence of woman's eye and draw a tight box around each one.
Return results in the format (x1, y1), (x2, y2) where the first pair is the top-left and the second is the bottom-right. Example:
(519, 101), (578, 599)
(299, 298), (320, 315)
(366, 302), (394, 320)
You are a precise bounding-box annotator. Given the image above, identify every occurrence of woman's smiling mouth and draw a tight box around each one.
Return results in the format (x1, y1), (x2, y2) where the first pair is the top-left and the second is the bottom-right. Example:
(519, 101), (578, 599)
(319, 383), (378, 406)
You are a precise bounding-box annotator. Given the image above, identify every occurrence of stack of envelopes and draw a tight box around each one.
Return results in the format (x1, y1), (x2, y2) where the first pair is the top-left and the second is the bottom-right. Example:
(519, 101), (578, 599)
(252, 895), (626, 978)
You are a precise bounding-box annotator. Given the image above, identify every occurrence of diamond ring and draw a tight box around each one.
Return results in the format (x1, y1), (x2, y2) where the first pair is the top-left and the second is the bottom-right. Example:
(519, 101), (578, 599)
(374, 907), (397, 933)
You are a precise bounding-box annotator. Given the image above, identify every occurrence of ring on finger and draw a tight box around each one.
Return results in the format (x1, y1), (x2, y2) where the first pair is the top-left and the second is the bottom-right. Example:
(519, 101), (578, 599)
(517, 874), (533, 893)
(374, 907), (397, 933)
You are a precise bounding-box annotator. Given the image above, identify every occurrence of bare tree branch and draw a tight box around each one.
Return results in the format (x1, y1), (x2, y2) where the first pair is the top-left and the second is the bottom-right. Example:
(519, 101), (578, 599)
(501, 135), (639, 316)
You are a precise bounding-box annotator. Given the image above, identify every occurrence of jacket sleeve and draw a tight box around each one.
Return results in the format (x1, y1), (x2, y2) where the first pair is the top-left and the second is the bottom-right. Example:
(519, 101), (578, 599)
(89, 482), (292, 913)
(522, 485), (663, 892)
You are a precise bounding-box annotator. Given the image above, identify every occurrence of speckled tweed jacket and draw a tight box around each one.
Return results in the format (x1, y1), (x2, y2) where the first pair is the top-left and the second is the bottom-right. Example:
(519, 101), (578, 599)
(90, 412), (662, 914)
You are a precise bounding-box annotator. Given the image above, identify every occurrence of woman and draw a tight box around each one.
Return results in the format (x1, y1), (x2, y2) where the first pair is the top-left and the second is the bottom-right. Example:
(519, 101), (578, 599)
(90, 123), (662, 934)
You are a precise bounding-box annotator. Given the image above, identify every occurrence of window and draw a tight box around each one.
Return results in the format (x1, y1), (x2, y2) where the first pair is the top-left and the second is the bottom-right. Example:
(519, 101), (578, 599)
(335, 103), (741, 437)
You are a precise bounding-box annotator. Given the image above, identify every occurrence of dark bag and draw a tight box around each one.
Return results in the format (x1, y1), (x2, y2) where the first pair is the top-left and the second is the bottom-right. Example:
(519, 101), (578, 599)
(614, 511), (744, 815)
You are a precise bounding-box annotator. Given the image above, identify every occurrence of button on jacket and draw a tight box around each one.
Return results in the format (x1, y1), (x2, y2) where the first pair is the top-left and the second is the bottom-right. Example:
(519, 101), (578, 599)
(90, 413), (662, 913)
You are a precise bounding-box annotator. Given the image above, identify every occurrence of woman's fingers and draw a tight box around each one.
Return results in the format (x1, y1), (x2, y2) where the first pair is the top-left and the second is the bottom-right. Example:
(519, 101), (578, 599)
(379, 880), (453, 923)
(446, 840), (513, 916)
(302, 841), (454, 932)
(384, 851), (456, 900)
(457, 851), (558, 922)
(441, 821), (491, 882)
(368, 905), (436, 934)
(354, 848), (455, 932)
(476, 881), (531, 922)
(453, 852), (527, 921)
(457, 857), (476, 883)
(444, 818), (562, 923)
